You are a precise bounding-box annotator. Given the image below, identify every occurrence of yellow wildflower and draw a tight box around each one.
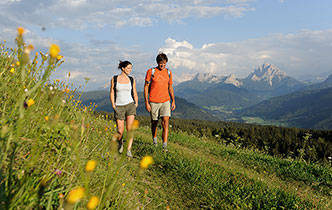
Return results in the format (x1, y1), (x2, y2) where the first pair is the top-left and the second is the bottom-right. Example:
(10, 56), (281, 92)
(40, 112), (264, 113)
(17, 27), (24, 35)
(87, 196), (99, 210)
(104, 127), (108, 132)
(50, 44), (60, 58)
(132, 120), (139, 130)
(44, 116), (49, 121)
(57, 55), (63, 60)
(85, 160), (97, 172)
(35, 52), (39, 57)
(66, 187), (85, 204)
(122, 183), (125, 187)
(16, 61), (20, 66)
(140, 156), (153, 169)
(64, 88), (70, 93)
(114, 124), (117, 128)
(10, 68), (15, 74)
(27, 99), (35, 107)
(27, 44), (34, 51)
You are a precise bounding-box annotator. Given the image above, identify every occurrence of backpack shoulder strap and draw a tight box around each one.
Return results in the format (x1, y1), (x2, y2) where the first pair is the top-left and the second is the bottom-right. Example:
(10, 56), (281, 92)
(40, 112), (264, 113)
(128, 76), (135, 103)
(113, 75), (118, 102)
(167, 68), (171, 77)
(113, 75), (118, 89)
(151, 68), (155, 77)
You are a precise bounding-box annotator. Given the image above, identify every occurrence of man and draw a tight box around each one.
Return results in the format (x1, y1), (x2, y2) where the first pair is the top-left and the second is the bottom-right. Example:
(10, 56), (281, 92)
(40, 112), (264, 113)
(144, 53), (176, 152)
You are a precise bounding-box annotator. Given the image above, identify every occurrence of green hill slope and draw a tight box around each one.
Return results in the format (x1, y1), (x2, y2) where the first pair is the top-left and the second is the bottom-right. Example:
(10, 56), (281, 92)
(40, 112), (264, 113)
(238, 87), (332, 129)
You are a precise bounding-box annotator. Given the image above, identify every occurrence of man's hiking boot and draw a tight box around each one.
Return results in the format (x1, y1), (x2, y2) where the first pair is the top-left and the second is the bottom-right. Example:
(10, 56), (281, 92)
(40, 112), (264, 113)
(126, 150), (133, 158)
(162, 142), (168, 153)
(118, 140), (124, 154)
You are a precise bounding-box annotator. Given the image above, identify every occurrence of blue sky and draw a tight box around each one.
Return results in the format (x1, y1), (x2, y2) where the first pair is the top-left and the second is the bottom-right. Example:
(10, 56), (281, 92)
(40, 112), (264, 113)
(1, 0), (332, 90)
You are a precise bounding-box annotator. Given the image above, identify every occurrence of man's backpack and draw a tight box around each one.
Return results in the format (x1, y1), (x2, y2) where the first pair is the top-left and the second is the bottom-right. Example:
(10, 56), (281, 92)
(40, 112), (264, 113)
(150, 67), (171, 80)
(112, 75), (135, 103)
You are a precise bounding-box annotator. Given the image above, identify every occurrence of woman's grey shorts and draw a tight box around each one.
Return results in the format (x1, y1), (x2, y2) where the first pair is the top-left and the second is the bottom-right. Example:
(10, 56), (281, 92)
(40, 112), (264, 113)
(113, 102), (136, 120)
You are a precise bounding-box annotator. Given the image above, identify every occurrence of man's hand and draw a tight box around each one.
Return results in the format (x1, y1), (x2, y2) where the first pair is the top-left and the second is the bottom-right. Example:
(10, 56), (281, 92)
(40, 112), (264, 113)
(171, 102), (176, 111)
(145, 102), (151, 112)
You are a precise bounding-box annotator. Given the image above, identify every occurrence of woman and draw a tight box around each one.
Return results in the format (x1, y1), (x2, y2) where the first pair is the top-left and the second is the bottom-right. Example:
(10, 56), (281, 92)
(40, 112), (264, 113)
(110, 60), (138, 158)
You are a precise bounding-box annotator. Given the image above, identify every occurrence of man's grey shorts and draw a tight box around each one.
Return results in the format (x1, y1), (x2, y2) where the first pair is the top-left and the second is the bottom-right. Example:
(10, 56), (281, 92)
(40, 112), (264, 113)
(150, 101), (171, 121)
(114, 102), (136, 120)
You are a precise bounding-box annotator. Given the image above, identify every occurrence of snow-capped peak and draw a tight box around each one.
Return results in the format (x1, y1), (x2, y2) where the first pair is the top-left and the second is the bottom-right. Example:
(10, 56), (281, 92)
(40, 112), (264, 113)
(247, 63), (288, 86)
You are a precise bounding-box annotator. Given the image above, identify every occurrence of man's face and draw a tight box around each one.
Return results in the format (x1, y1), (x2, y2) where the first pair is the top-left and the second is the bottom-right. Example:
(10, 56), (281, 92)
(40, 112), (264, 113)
(157, 60), (167, 70)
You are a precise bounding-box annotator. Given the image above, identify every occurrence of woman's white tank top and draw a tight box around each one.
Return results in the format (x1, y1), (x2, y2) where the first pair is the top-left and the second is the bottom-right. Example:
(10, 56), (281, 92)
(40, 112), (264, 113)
(115, 82), (134, 106)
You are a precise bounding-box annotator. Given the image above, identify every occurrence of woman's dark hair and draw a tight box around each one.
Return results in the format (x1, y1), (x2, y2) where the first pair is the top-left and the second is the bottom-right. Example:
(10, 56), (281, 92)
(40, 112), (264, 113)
(156, 53), (168, 63)
(118, 60), (132, 70)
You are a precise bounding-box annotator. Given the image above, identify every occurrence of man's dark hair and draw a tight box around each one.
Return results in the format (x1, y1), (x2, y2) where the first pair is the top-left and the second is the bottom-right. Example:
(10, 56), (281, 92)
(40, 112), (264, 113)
(156, 53), (168, 63)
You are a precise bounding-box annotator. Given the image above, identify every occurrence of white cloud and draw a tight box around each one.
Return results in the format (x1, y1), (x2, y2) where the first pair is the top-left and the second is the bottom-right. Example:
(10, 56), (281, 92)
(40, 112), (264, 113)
(0, 0), (255, 28)
(159, 29), (332, 79)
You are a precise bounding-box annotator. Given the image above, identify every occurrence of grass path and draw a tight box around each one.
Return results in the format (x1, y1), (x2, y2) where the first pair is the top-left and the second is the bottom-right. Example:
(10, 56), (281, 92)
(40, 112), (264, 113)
(126, 127), (332, 210)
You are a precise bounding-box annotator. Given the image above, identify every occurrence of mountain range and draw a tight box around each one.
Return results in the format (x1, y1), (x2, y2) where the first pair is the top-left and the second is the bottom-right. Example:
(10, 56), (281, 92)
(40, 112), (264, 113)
(174, 63), (307, 118)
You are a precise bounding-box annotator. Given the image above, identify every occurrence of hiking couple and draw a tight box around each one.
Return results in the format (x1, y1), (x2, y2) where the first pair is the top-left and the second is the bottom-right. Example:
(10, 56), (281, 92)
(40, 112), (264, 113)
(110, 53), (176, 158)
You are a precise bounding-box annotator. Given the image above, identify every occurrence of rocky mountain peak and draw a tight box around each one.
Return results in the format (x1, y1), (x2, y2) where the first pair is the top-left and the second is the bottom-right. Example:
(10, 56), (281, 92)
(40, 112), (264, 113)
(194, 72), (224, 83)
(224, 74), (243, 87)
(247, 63), (288, 86)
(323, 73), (332, 83)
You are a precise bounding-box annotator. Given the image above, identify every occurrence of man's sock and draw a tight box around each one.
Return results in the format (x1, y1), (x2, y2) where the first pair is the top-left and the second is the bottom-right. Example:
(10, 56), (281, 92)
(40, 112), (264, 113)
(153, 137), (157, 145)
(162, 142), (167, 149)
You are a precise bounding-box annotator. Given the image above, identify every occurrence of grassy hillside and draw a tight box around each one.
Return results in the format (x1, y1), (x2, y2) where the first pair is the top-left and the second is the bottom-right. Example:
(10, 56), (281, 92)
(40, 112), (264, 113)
(238, 87), (332, 129)
(1, 33), (332, 209)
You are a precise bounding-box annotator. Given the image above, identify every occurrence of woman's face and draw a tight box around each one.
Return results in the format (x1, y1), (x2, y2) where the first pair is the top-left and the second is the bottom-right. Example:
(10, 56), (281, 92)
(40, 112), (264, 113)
(157, 60), (167, 70)
(122, 64), (132, 75)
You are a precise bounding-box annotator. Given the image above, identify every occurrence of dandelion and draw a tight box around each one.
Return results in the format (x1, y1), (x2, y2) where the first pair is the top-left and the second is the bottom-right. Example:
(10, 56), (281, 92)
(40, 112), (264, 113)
(10, 68), (15, 74)
(50, 44), (60, 58)
(57, 55), (63, 60)
(64, 88), (70, 93)
(122, 183), (125, 187)
(85, 160), (97, 172)
(17, 27), (24, 35)
(44, 116), (49, 121)
(104, 127), (108, 132)
(140, 156), (153, 169)
(66, 187), (85, 204)
(114, 124), (117, 128)
(87, 196), (99, 210)
(27, 98), (35, 107)
(16, 61), (20, 66)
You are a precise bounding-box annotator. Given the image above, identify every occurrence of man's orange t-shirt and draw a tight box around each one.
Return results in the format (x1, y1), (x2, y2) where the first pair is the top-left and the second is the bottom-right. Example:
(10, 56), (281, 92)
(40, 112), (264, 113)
(145, 68), (173, 103)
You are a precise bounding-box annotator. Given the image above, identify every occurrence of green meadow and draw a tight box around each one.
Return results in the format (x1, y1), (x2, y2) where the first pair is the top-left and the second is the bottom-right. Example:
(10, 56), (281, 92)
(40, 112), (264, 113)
(1, 31), (332, 209)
